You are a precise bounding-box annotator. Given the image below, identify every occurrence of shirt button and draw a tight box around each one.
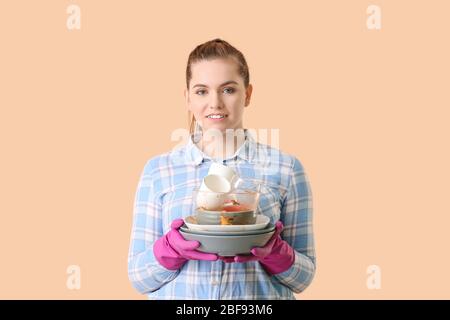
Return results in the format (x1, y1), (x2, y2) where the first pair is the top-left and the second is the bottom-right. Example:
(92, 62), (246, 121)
(211, 280), (219, 285)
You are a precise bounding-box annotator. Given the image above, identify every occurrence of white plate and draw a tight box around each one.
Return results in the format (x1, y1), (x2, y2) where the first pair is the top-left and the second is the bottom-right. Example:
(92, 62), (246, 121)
(184, 215), (270, 232)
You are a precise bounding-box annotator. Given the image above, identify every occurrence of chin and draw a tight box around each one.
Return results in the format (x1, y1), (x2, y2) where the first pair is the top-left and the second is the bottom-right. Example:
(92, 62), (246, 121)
(203, 125), (226, 132)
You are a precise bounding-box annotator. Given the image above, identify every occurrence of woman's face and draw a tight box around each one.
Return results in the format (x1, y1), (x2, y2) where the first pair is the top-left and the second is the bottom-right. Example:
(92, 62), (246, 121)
(185, 58), (253, 133)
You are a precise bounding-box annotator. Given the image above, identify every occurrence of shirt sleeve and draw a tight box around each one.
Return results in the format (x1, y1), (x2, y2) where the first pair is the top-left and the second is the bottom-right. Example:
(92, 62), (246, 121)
(274, 156), (316, 294)
(127, 158), (179, 294)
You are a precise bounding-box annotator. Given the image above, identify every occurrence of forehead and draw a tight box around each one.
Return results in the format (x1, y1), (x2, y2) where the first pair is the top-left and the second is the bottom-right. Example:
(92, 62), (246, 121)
(190, 58), (242, 87)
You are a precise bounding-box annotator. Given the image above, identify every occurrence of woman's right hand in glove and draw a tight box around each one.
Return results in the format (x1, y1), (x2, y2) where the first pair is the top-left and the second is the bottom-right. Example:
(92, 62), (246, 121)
(153, 218), (218, 270)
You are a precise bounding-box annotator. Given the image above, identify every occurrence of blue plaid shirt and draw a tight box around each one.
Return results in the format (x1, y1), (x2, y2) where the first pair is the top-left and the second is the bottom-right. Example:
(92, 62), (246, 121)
(128, 130), (316, 299)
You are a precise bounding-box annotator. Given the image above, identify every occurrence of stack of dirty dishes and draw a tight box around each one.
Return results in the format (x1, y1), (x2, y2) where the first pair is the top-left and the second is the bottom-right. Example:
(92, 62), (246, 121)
(181, 162), (275, 256)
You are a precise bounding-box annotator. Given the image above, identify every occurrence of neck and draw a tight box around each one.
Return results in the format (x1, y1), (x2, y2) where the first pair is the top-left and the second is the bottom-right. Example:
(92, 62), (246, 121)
(196, 128), (246, 160)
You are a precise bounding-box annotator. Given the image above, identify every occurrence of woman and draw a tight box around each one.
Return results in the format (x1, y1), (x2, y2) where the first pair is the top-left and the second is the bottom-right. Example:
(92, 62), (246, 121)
(128, 38), (316, 299)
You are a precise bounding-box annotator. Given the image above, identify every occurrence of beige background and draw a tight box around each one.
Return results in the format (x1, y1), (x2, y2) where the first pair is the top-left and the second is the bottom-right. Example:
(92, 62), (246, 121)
(0, 0), (449, 299)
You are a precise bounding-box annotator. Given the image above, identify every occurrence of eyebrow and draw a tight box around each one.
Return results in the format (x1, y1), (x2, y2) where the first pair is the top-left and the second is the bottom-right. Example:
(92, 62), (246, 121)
(192, 81), (239, 89)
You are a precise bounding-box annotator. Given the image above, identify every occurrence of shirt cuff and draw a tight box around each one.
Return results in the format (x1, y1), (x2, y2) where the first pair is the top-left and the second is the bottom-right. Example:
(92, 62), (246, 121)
(273, 250), (316, 294)
(129, 247), (180, 294)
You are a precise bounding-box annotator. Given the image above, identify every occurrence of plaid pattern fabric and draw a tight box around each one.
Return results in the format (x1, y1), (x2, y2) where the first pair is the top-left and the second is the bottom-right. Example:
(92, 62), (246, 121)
(128, 130), (315, 299)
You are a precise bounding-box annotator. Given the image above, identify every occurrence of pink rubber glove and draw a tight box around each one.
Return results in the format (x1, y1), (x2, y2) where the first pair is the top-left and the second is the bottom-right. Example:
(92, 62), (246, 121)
(219, 221), (295, 275)
(154, 219), (218, 270)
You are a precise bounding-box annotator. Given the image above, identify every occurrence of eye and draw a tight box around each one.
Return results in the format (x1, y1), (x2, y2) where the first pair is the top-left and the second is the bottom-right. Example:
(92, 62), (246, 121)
(195, 90), (207, 96)
(223, 87), (235, 94)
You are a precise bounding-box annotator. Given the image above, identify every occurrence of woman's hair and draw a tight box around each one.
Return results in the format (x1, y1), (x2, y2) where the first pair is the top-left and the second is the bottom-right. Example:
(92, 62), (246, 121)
(186, 38), (250, 135)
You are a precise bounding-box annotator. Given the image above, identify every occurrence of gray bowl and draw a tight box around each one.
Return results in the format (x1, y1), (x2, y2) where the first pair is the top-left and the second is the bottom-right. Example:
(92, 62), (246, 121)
(196, 208), (256, 225)
(180, 223), (275, 236)
(179, 229), (275, 256)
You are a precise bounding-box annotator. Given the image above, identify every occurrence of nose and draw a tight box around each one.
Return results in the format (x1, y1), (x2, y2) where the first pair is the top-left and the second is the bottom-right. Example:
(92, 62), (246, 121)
(208, 92), (223, 110)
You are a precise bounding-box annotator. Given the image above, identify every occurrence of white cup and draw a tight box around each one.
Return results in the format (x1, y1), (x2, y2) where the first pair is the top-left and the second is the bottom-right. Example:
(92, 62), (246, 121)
(208, 162), (239, 189)
(200, 174), (231, 192)
(197, 174), (231, 210)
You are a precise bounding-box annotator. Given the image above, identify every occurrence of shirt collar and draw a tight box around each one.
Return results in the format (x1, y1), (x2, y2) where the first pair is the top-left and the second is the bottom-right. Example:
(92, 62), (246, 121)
(185, 129), (257, 166)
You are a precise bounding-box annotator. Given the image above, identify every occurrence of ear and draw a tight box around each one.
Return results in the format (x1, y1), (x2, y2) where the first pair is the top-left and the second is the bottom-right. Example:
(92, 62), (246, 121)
(244, 84), (253, 107)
